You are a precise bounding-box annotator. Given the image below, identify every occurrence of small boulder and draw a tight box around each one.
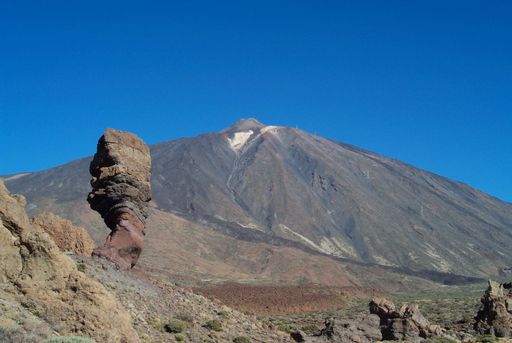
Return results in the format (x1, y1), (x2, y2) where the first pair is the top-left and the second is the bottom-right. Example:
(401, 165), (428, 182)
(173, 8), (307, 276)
(31, 212), (95, 256)
(317, 316), (382, 343)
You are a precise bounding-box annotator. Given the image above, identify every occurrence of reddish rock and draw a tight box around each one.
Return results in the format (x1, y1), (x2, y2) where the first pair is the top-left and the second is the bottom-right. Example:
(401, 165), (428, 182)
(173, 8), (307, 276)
(87, 128), (152, 269)
(31, 212), (95, 256)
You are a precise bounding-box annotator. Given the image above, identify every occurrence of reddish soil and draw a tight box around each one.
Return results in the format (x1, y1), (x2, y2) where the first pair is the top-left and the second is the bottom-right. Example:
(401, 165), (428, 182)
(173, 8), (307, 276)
(193, 283), (372, 315)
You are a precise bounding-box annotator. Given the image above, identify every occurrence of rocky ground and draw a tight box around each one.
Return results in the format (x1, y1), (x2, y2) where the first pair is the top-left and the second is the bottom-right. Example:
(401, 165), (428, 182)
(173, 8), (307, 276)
(74, 256), (293, 343)
(0, 179), (293, 342)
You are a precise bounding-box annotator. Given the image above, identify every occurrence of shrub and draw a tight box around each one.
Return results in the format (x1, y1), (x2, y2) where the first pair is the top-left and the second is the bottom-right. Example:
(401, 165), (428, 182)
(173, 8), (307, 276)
(150, 318), (165, 332)
(427, 337), (456, 343)
(164, 318), (188, 333)
(477, 335), (498, 343)
(175, 312), (194, 323)
(44, 337), (96, 343)
(205, 319), (223, 332)
(301, 324), (320, 335)
(277, 323), (298, 334)
(76, 262), (86, 273)
(217, 310), (229, 318)
(174, 333), (185, 342)
(233, 336), (251, 343)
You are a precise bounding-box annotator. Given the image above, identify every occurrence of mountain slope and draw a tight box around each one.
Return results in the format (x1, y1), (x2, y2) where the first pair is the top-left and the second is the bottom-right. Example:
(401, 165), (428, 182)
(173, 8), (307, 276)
(5, 119), (512, 279)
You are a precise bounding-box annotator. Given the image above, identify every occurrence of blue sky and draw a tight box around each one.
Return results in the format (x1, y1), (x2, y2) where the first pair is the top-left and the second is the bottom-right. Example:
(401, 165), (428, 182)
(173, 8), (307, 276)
(0, 1), (511, 201)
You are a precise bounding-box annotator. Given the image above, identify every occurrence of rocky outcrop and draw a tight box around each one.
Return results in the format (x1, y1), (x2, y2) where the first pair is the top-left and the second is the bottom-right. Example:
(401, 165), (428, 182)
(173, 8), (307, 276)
(0, 180), (139, 342)
(31, 212), (95, 256)
(369, 298), (443, 342)
(474, 280), (512, 337)
(314, 316), (382, 343)
(87, 128), (152, 270)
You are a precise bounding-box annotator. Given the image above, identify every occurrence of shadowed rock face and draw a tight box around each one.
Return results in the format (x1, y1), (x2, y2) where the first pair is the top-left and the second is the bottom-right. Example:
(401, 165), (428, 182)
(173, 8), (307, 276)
(474, 280), (512, 337)
(87, 128), (152, 269)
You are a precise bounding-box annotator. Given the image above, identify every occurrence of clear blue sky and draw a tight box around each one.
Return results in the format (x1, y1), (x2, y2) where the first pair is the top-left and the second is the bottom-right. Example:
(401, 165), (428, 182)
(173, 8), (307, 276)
(0, 1), (511, 201)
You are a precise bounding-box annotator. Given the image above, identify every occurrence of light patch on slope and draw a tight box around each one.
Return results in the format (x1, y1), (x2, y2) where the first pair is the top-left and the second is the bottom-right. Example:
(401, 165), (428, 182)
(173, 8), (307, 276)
(238, 222), (260, 230)
(278, 225), (361, 257)
(227, 130), (253, 151)
(424, 244), (452, 272)
(330, 237), (358, 258)
(319, 238), (342, 256)
(373, 255), (397, 267)
(278, 224), (325, 252)
(214, 214), (260, 230)
(260, 125), (281, 134)
(4, 173), (31, 181)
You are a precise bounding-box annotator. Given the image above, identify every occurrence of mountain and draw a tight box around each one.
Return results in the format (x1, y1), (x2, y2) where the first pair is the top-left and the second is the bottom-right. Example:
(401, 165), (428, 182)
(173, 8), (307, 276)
(5, 119), (512, 284)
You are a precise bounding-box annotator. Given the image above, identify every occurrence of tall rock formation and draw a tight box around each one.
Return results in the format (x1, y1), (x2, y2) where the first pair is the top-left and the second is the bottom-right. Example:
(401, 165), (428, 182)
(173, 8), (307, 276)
(474, 280), (512, 337)
(87, 128), (152, 269)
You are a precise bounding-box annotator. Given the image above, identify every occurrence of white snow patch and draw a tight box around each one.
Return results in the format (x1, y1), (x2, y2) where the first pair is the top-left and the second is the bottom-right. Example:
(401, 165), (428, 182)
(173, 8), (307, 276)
(227, 130), (253, 151)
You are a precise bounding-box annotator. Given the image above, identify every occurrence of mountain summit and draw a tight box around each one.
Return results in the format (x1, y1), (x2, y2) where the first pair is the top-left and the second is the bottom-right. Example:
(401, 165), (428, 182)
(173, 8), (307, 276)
(5, 119), (512, 282)
(221, 118), (265, 133)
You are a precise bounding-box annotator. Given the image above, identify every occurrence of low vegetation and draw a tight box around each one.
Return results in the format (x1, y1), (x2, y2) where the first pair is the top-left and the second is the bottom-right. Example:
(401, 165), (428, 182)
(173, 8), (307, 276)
(164, 318), (188, 333)
(265, 283), (487, 338)
(175, 312), (194, 323)
(233, 336), (251, 343)
(276, 323), (298, 334)
(301, 324), (321, 335)
(204, 319), (223, 332)
(174, 333), (186, 341)
(44, 337), (96, 343)
(476, 335), (498, 343)
(426, 337), (457, 343)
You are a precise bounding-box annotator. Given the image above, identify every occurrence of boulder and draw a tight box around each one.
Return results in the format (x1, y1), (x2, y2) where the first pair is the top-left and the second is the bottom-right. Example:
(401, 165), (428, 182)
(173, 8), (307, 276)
(369, 297), (443, 342)
(31, 212), (95, 256)
(474, 280), (512, 337)
(87, 128), (152, 269)
(314, 315), (382, 343)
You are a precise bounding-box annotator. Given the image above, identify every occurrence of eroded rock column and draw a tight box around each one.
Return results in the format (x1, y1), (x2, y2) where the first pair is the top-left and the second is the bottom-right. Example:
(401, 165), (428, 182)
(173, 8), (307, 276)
(474, 280), (512, 337)
(88, 128), (151, 269)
